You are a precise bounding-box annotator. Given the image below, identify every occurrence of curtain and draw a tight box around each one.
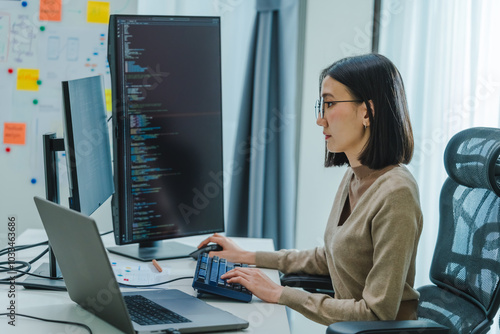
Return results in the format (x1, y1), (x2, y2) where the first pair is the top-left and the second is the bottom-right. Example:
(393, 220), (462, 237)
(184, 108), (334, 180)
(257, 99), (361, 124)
(379, 1), (500, 331)
(227, 0), (300, 250)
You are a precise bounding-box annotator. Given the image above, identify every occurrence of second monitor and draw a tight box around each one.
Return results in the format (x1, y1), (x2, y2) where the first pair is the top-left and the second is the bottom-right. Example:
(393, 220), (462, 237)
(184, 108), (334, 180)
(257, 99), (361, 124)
(107, 15), (224, 261)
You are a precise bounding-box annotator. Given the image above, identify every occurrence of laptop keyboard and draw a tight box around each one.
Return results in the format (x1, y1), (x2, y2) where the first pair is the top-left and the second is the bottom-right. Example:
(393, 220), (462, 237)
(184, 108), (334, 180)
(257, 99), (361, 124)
(124, 295), (191, 326)
(192, 253), (252, 302)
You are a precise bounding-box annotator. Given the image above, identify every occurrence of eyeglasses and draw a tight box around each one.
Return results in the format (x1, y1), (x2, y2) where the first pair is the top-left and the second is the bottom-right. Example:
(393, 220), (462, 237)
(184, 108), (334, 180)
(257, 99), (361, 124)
(314, 97), (363, 119)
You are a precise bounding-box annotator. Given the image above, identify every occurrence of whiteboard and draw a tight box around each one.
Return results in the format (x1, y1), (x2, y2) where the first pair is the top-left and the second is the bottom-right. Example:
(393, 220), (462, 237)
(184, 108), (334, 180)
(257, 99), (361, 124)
(0, 0), (137, 242)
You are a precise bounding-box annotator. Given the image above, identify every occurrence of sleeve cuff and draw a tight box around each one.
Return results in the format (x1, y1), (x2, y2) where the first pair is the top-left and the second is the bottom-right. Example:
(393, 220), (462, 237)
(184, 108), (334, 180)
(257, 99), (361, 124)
(278, 286), (310, 307)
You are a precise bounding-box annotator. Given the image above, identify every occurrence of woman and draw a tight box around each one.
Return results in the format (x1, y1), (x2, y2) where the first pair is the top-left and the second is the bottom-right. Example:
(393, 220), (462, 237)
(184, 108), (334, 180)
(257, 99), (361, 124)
(199, 53), (422, 325)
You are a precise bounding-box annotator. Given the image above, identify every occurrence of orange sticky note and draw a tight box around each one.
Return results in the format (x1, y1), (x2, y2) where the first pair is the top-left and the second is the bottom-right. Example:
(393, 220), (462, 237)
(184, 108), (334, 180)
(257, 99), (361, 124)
(17, 69), (39, 91)
(3, 123), (26, 145)
(87, 1), (110, 24)
(40, 0), (62, 22)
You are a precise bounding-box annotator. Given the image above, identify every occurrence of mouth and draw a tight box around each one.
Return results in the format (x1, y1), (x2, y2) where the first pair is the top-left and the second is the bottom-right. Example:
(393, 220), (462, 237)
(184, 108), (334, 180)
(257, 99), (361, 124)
(323, 132), (331, 140)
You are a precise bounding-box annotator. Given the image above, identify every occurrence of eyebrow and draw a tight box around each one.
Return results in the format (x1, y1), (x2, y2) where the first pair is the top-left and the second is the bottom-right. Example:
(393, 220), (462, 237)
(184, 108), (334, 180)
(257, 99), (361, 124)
(322, 93), (334, 98)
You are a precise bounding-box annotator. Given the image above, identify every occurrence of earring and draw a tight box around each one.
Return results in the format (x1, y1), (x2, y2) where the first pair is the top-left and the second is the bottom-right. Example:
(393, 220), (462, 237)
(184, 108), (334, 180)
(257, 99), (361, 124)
(364, 124), (367, 129)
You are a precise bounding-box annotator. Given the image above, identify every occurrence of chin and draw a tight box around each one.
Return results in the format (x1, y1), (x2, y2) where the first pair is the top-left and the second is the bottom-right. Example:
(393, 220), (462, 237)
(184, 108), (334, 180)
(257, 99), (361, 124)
(327, 145), (339, 153)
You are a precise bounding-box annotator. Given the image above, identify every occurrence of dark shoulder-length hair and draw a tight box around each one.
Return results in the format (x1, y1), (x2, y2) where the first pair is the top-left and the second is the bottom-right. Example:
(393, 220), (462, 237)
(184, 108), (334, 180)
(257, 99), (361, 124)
(320, 53), (414, 169)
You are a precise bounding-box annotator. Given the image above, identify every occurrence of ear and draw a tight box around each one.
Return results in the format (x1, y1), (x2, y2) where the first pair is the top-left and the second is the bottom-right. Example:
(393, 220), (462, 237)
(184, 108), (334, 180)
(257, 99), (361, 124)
(361, 100), (374, 128)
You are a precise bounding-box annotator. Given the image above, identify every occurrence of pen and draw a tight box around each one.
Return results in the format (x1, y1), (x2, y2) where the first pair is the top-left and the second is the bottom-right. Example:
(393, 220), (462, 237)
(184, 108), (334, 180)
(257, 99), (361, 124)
(152, 259), (162, 273)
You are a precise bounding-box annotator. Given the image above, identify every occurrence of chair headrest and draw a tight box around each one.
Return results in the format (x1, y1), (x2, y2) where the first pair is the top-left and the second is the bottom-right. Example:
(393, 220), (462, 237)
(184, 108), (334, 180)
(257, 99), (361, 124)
(444, 127), (500, 196)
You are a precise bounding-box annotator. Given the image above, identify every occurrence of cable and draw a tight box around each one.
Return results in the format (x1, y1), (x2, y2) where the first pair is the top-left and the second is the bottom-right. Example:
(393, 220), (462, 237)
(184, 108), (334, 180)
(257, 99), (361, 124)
(0, 240), (48, 257)
(0, 261), (32, 281)
(0, 230), (112, 257)
(0, 230), (113, 281)
(0, 248), (51, 283)
(28, 247), (49, 264)
(0, 247), (52, 280)
(118, 276), (194, 288)
(99, 230), (113, 236)
(0, 230), (112, 255)
(0, 244), (49, 280)
(0, 313), (92, 334)
(0, 264), (64, 281)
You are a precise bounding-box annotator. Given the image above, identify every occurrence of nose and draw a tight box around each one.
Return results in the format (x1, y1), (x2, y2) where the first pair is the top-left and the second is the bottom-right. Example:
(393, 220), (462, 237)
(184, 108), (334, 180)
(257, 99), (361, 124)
(316, 115), (326, 127)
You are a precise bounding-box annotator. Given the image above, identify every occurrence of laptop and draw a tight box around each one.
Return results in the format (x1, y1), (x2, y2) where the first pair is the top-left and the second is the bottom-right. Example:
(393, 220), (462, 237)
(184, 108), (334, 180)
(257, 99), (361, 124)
(33, 196), (249, 333)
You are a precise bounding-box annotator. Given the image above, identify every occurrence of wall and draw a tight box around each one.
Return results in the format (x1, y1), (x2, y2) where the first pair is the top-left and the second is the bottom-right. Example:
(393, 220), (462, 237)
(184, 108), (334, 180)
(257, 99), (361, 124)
(0, 0), (137, 243)
(293, 0), (373, 332)
(296, 0), (374, 255)
(137, 0), (257, 229)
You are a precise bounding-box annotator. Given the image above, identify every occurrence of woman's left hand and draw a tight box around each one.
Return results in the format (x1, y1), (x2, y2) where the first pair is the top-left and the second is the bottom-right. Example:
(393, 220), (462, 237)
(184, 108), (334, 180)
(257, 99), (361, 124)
(221, 267), (284, 303)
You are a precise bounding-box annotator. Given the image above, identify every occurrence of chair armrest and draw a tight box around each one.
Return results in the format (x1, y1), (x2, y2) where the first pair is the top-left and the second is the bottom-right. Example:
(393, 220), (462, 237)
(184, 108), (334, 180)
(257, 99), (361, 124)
(327, 320), (449, 334)
(280, 273), (334, 296)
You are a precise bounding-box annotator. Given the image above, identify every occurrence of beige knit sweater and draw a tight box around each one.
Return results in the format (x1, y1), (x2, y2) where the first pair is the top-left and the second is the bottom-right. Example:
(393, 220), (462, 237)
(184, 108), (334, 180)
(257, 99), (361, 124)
(255, 165), (423, 325)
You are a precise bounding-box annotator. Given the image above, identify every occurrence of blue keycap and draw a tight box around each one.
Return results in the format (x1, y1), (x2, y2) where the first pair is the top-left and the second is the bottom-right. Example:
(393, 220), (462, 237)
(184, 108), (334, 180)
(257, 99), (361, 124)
(218, 259), (227, 286)
(209, 257), (219, 283)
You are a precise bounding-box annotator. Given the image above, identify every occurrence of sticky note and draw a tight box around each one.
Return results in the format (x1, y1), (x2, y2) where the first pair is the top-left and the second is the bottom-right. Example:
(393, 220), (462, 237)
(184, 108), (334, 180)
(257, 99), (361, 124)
(16, 69), (40, 91)
(87, 1), (110, 24)
(3, 123), (27, 145)
(105, 88), (112, 112)
(40, 0), (62, 22)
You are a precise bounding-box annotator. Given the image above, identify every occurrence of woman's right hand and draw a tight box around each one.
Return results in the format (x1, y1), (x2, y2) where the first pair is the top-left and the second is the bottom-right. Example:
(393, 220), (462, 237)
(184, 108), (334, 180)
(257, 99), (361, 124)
(197, 233), (256, 264)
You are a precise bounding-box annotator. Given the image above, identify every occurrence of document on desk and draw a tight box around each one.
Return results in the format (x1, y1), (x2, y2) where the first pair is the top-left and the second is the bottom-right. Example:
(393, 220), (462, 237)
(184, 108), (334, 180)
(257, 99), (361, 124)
(111, 261), (171, 285)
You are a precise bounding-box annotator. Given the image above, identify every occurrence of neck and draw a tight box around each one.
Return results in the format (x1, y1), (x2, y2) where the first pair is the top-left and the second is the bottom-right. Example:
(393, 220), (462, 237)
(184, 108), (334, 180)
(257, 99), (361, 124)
(349, 159), (362, 167)
(346, 129), (370, 167)
(345, 151), (362, 167)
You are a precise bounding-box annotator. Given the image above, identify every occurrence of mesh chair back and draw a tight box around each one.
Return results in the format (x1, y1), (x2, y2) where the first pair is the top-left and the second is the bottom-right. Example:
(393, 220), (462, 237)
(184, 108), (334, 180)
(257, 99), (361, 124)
(419, 127), (500, 334)
(444, 127), (500, 197)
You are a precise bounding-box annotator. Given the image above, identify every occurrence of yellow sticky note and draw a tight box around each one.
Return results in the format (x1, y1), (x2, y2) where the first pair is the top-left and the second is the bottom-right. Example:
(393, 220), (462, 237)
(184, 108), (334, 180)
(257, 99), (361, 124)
(87, 1), (110, 24)
(17, 69), (39, 91)
(105, 88), (112, 112)
(3, 123), (27, 145)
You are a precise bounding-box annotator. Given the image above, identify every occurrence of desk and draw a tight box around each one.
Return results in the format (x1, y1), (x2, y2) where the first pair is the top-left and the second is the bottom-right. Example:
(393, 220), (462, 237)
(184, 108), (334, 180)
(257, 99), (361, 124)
(0, 229), (290, 333)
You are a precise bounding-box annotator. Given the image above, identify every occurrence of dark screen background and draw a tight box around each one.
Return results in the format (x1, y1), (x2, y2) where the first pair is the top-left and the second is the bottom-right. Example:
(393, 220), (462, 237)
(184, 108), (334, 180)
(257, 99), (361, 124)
(115, 17), (224, 243)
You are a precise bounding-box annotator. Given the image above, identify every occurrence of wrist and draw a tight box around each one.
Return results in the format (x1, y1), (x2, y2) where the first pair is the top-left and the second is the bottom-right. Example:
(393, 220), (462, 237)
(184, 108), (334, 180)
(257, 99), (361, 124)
(242, 251), (256, 265)
(273, 285), (284, 304)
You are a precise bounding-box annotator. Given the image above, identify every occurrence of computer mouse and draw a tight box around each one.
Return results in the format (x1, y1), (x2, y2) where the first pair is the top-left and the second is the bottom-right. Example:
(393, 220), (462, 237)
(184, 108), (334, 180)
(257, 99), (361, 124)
(189, 243), (223, 260)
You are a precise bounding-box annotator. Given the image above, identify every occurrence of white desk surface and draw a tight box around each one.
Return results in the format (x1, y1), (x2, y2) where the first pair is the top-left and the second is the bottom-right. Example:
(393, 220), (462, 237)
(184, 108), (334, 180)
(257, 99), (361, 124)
(0, 229), (290, 334)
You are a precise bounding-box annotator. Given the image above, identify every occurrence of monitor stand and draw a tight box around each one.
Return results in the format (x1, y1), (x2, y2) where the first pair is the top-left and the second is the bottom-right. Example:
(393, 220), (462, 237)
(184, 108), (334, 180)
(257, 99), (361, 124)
(107, 240), (196, 261)
(23, 134), (67, 291)
(22, 263), (66, 291)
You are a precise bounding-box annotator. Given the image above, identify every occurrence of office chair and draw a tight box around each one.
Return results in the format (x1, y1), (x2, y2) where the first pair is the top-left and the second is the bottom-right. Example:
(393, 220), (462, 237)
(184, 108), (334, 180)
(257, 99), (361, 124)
(280, 273), (334, 297)
(282, 127), (500, 334)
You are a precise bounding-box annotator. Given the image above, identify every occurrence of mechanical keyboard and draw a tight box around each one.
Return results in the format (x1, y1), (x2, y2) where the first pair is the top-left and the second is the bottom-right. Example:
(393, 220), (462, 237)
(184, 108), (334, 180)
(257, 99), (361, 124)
(192, 253), (252, 302)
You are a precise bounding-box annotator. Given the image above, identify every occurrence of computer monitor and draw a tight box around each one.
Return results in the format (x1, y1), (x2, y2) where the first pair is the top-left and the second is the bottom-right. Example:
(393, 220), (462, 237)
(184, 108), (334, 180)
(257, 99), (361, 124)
(62, 75), (114, 215)
(23, 75), (114, 290)
(107, 15), (224, 261)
